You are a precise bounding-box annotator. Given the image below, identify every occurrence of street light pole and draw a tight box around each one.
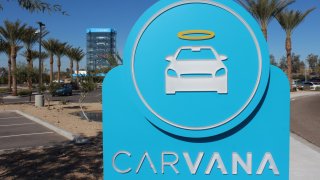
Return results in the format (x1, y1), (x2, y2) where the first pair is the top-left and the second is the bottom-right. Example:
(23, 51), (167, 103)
(37, 21), (45, 94)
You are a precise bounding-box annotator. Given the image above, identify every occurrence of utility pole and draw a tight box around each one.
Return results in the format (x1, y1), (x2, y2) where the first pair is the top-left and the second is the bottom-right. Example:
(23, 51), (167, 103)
(37, 21), (45, 94)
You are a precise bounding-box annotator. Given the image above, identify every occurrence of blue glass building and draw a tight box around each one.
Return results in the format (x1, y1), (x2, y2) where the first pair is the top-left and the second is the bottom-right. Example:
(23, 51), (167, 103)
(86, 28), (117, 71)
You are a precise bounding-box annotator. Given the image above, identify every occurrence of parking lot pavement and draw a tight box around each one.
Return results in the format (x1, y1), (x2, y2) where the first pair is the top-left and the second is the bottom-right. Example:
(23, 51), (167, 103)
(0, 112), (67, 151)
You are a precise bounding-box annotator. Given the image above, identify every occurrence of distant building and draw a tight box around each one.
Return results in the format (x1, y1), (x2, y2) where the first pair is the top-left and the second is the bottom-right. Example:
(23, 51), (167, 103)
(86, 28), (116, 71)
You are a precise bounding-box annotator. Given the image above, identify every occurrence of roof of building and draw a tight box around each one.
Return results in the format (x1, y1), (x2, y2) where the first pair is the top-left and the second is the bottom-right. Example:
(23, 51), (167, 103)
(86, 28), (115, 33)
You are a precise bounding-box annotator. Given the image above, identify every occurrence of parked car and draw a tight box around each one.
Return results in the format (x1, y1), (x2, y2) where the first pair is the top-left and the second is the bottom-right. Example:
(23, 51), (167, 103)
(303, 82), (320, 91)
(165, 46), (228, 94)
(292, 80), (304, 90)
(69, 82), (80, 90)
(52, 84), (73, 96)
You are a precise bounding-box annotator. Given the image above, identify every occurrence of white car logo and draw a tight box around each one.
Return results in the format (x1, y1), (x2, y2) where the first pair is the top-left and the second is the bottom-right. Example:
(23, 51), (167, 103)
(165, 46), (228, 94)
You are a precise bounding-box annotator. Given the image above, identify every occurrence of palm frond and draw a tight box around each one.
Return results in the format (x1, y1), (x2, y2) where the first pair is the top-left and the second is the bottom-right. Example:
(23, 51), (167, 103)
(0, 20), (27, 46)
(16, 0), (67, 15)
(276, 8), (315, 34)
(237, 0), (295, 25)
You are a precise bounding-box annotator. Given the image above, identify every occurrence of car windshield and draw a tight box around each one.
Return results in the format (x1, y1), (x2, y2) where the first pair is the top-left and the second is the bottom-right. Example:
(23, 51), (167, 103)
(176, 48), (217, 61)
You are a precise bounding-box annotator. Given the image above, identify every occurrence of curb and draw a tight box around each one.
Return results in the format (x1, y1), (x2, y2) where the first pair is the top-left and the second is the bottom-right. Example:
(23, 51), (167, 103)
(2, 96), (22, 100)
(291, 133), (320, 154)
(2, 110), (75, 141)
(290, 92), (320, 99)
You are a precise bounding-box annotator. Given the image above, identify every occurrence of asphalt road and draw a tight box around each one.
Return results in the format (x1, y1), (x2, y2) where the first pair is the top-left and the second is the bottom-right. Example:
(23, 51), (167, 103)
(0, 112), (67, 151)
(291, 94), (320, 147)
(1, 88), (102, 104)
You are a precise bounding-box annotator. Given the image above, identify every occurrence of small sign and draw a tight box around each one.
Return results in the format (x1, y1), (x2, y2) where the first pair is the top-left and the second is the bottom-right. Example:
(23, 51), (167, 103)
(103, 0), (290, 179)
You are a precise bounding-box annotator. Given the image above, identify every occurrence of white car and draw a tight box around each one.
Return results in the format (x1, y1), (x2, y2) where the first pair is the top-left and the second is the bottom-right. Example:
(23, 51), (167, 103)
(165, 46), (228, 94)
(304, 82), (320, 91)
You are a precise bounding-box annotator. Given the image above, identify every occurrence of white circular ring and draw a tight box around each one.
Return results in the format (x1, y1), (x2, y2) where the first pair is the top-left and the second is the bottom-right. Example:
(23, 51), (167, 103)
(131, 0), (263, 131)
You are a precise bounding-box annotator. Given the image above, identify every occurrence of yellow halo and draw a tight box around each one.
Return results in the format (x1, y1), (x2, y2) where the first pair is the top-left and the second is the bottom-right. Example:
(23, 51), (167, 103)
(178, 30), (215, 40)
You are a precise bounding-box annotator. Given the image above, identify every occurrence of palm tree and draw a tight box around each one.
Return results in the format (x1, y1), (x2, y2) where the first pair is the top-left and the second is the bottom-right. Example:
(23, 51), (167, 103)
(276, 8), (315, 90)
(0, 39), (6, 65)
(0, 0), (67, 15)
(54, 41), (67, 83)
(20, 26), (40, 91)
(72, 47), (85, 83)
(21, 50), (48, 69)
(64, 45), (76, 80)
(42, 38), (59, 83)
(21, 50), (38, 68)
(0, 20), (26, 96)
(1, 41), (22, 92)
(38, 51), (49, 74)
(237, 0), (294, 40)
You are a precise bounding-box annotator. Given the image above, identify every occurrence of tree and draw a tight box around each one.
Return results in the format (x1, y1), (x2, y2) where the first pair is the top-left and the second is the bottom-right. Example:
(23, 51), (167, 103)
(306, 54), (318, 74)
(270, 54), (278, 66)
(237, 0), (294, 40)
(279, 56), (287, 72)
(0, 20), (27, 96)
(0, 0), (67, 15)
(21, 49), (39, 68)
(20, 26), (45, 91)
(299, 61), (305, 76)
(37, 51), (49, 74)
(42, 38), (59, 83)
(0, 40), (8, 85)
(0, 41), (22, 91)
(276, 8), (315, 90)
(291, 53), (301, 74)
(54, 41), (67, 83)
(65, 45), (78, 80)
(0, 39), (7, 76)
(72, 47), (85, 83)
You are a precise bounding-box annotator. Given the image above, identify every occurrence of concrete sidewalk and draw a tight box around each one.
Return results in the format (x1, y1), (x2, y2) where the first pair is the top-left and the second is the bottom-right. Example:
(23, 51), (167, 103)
(290, 91), (320, 180)
(290, 134), (320, 180)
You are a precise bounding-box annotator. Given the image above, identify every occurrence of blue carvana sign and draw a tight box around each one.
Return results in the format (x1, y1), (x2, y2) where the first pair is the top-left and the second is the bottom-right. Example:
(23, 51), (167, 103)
(103, 0), (290, 179)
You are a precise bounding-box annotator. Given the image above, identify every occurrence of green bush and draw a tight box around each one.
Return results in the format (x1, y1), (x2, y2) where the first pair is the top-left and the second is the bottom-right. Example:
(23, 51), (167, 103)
(315, 87), (320, 91)
(48, 83), (62, 95)
(18, 90), (32, 96)
(0, 88), (10, 94)
(40, 85), (47, 93)
(80, 77), (96, 93)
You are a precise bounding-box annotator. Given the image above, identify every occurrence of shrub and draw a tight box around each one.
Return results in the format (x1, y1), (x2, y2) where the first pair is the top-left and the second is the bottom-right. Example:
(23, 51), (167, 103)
(40, 85), (47, 93)
(81, 80), (96, 93)
(18, 90), (32, 96)
(48, 83), (62, 95)
(0, 88), (10, 94)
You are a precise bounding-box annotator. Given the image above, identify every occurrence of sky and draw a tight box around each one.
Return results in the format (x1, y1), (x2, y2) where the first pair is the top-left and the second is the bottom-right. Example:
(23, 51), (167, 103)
(0, 0), (319, 71)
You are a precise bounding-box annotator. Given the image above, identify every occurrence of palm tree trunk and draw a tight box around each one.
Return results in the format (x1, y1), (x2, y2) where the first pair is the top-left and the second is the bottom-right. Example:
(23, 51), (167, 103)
(70, 59), (73, 81)
(261, 24), (268, 41)
(286, 34), (293, 91)
(76, 62), (79, 83)
(41, 60), (44, 76)
(7, 58), (12, 92)
(49, 54), (54, 83)
(57, 56), (61, 83)
(11, 46), (17, 96)
(27, 49), (32, 91)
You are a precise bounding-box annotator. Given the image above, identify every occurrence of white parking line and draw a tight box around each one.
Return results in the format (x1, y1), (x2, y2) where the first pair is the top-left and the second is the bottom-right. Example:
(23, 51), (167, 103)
(0, 116), (23, 120)
(0, 123), (35, 127)
(0, 132), (54, 139)
(291, 99), (296, 101)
